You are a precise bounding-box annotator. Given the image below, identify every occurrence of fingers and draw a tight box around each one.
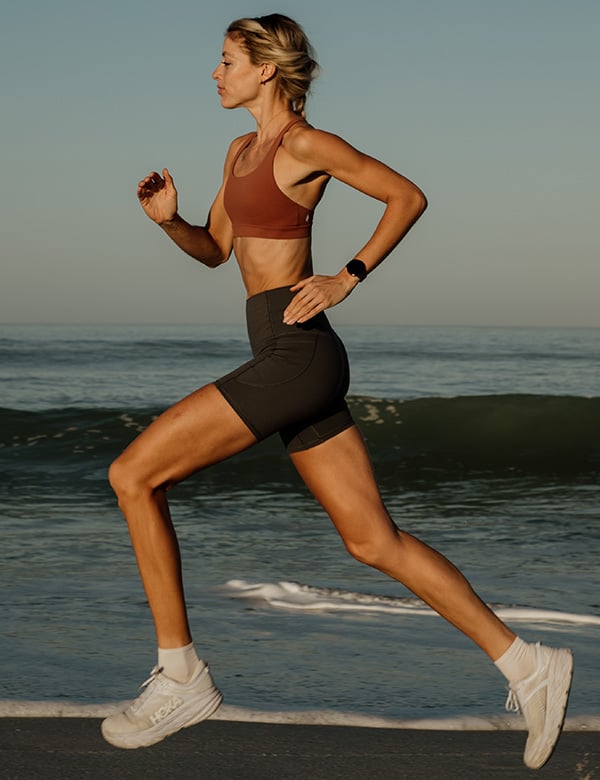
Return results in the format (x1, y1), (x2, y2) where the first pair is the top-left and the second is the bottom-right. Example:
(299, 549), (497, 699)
(284, 276), (340, 325)
(137, 169), (178, 206)
(289, 277), (309, 293)
(283, 296), (322, 325)
(137, 171), (165, 199)
(136, 167), (179, 224)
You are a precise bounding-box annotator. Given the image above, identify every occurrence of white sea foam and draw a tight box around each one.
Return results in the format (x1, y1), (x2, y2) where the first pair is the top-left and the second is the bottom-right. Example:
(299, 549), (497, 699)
(0, 700), (598, 731)
(225, 580), (600, 626)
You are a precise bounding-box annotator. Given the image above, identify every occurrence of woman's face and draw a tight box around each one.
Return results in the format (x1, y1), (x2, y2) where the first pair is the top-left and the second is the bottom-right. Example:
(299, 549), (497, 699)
(212, 36), (262, 109)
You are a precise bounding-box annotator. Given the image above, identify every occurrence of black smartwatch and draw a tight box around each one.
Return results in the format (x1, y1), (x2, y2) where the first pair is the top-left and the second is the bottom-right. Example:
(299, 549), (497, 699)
(345, 258), (368, 282)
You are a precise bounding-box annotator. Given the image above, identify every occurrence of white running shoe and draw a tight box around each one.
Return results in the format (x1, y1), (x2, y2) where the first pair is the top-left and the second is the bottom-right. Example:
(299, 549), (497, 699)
(505, 643), (573, 769)
(101, 661), (223, 749)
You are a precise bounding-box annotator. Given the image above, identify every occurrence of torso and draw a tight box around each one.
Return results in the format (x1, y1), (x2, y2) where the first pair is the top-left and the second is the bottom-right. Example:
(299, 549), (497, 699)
(222, 117), (329, 297)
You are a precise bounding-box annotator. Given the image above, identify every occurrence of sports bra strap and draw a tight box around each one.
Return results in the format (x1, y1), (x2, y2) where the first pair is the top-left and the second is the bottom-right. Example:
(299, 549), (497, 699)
(231, 117), (303, 172)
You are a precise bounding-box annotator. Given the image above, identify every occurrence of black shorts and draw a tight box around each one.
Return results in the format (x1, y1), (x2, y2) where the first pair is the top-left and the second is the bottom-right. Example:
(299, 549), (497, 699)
(215, 286), (354, 452)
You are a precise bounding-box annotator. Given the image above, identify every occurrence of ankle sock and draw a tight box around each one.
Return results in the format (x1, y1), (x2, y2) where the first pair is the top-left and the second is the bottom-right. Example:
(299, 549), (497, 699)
(494, 637), (537, 685)
(158, 641), (201, 683)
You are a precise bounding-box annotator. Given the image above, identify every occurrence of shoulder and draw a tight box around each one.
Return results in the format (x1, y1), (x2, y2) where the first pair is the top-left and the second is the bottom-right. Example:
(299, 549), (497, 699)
(283, 122), (362, 171)
(230, 131), (255, 151)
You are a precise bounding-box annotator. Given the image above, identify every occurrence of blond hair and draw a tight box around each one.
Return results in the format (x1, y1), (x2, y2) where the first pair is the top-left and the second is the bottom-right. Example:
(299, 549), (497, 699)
(226, 14), (319, 118)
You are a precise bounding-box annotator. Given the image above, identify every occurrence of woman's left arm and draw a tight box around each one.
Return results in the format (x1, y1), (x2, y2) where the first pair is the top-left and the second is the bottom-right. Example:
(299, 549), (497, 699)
(283, 128), (427, 325)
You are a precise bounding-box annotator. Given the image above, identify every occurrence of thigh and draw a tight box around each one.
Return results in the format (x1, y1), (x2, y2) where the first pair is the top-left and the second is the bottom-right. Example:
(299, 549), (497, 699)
(289, 425), (397, 545)
(115, 383), (257, 489)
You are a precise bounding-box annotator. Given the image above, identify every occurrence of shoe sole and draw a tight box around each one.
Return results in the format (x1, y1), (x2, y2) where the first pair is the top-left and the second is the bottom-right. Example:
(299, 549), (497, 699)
(101, 687), (223, 749)
(524, 648), (573, 770)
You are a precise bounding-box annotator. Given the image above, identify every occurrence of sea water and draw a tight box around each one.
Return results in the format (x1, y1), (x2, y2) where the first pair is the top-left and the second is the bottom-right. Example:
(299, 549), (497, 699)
(1, 324), (598, 727)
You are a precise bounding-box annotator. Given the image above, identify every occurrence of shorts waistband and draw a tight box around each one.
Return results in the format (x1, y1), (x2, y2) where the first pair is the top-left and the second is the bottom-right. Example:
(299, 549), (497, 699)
(245, 286), (331, 343)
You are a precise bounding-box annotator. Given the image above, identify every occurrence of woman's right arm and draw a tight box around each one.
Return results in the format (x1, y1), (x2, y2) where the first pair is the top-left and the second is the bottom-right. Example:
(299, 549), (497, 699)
(137, 149), (238, 268)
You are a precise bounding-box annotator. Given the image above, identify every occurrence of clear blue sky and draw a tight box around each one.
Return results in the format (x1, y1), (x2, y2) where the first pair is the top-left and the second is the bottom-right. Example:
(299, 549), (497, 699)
(1, 0), (598, 326)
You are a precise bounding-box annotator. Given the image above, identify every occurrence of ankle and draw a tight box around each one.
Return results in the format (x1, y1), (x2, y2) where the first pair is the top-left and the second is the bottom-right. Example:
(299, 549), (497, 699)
(494, 637), (537, 685)
(158, 641), (201, 683)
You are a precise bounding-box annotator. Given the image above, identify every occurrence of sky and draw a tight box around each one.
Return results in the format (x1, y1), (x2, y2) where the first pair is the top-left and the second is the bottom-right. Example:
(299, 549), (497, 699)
(1, 0), (598, 326)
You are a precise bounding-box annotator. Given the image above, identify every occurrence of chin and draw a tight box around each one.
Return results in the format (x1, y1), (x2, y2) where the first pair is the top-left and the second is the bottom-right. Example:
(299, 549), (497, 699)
(220, 97), (238, 110)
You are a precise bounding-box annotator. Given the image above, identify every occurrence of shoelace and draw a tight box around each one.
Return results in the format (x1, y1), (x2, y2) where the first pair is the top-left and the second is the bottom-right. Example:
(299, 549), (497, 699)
(128, 666), (165, 713)
(505, 688), (520, 713)
(139, 665), (164, 690)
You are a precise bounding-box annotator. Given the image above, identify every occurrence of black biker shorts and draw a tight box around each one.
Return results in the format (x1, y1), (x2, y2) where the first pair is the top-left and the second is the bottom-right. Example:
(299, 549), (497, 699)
(215, 286), (354, 452)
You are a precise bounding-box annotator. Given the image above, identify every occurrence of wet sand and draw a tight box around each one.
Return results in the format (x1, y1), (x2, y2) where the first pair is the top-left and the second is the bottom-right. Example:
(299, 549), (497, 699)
(1, 718), (598, 779)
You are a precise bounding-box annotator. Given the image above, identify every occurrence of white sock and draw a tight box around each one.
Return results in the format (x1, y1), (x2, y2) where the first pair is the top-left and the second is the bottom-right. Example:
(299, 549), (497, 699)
(494, 637), (537, 685)
(158, 642), (201, 683)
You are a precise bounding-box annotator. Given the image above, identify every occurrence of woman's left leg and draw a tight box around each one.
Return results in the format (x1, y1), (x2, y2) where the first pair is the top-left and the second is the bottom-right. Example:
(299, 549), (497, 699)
(290, 424), (515, 659)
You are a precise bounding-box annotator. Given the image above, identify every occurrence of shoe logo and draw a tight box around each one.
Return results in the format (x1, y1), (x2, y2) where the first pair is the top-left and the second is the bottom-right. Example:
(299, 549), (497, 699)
(150, 696), (183, 725)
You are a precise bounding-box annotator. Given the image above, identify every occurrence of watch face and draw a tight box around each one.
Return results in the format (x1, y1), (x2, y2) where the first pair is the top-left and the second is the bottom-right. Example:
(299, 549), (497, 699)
(346, 259), (367, 281)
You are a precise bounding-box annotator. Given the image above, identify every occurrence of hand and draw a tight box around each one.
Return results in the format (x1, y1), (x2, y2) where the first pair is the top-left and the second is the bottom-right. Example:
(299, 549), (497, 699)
(283, 272), (358, 325)
(137, 168), (178, 225)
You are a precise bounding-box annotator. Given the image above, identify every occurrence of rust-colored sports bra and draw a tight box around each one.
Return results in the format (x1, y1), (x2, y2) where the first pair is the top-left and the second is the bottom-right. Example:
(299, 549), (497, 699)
(223, 118), (313, 239)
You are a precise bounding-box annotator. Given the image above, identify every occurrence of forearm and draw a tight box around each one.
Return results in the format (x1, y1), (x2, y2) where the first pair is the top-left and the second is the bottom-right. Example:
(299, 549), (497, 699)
(353, 186), (427, 276)
(158, 214), (227, 268)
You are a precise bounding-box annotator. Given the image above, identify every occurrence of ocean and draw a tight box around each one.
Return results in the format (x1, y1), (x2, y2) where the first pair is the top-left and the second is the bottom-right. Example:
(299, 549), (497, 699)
(1, 323), (598, 728)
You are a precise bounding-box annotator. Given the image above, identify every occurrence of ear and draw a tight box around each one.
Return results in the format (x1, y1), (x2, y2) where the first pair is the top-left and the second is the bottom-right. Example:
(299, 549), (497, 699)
(260, 62), (277, 84)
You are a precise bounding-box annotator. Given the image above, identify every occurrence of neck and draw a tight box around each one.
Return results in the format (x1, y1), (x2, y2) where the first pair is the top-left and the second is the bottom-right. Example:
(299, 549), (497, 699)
(252, 106), (297, 143)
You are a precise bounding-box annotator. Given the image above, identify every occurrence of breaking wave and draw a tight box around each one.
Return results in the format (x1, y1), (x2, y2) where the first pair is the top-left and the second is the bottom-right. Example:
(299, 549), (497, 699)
(2, 393), (599, 475)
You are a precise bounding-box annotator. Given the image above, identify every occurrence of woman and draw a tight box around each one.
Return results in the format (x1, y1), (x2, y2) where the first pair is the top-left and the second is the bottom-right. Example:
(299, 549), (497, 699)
(102, 14), (572, 769)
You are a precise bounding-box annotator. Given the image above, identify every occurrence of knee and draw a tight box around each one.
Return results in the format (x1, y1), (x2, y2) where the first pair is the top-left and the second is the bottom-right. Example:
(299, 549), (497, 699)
(107, 456), (128, 500)
(108, 455), (149, 505)
(344, 533), (398, 571)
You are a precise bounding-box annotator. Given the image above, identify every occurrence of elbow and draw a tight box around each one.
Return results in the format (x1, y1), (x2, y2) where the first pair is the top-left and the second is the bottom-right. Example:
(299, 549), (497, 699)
(204, 251), (229, 269)
(203, 236), (232, 268)
(212, 245), (233, 268)
(411, 186), (428, 220)
(390, 182), (428, 225)
(204, 257), (229, 270)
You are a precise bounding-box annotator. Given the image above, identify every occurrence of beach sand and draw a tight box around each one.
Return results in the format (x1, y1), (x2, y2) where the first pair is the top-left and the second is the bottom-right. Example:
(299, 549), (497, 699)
(1, 718), (598, 780)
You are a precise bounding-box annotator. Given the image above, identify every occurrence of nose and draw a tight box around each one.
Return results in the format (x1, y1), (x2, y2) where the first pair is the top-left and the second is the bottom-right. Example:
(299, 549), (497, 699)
(212, 64), (222, 80)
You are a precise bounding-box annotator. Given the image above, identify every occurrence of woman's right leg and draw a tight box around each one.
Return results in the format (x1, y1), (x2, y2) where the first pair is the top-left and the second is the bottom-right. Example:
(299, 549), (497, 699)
(108, 383), (257, 649)
(290, 425), (574, 770)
